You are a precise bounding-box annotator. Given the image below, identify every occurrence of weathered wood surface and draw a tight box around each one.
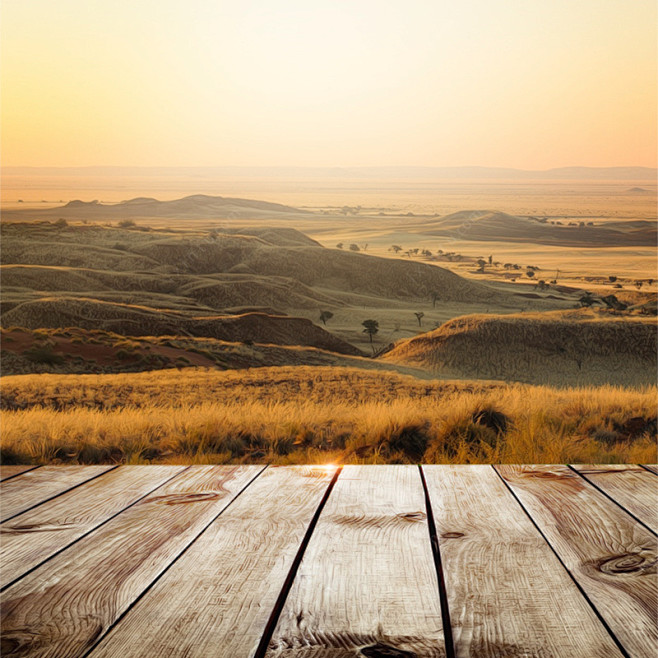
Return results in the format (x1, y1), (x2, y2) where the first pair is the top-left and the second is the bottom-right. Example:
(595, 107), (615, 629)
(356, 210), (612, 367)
(0, 465), (115, 522)
(497, 465), (658, 658)
(571, 464), (658, 533)
(0, 465), (262, 658)
(0, 464), (654, 657)
(641, 464), (658, 475)
(423, 465), (623, 657)
(266, 465), (446, 657)
(0, 466), (38, 482)
(0, 465), (184, 588)
(90, 466), (337, 658)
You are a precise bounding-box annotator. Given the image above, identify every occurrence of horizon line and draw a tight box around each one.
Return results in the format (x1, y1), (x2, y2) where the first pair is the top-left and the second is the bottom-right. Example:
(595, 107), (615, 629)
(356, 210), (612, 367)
(4, 164), (657, 171)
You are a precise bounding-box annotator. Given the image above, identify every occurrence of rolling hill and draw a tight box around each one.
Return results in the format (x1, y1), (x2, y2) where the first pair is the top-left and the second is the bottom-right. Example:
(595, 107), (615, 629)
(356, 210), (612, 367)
(382, 309), (657, 386)
(417, 210), (657, 246)
(2, 222), (535, 361)
(1, 194), (309, 221)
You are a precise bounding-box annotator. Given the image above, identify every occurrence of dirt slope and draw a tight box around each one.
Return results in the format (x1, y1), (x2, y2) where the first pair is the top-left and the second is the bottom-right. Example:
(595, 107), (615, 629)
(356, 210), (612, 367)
(1, 299), (362, 355)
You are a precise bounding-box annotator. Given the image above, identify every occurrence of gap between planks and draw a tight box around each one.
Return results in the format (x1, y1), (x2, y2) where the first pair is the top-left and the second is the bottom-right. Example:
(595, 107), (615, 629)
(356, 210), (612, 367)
(570, 464), (658, 534)
(1, 465), (265, 658)
(496, 465), (657, 658)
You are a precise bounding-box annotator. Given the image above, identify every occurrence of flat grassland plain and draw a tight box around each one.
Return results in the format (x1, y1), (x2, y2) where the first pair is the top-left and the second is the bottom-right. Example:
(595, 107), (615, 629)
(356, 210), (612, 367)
(1, 169), (656, 465)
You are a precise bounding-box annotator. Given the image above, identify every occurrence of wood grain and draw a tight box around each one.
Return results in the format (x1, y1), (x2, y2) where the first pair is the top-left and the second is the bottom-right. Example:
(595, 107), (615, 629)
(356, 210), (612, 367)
(497, 465), (658, 658)
(423, 465), (623, 657)
(641, 464), (658, 476)
(0, 466), (38, 482)
(89, 466), (337, 658)
(0, 465), (185, 588)
(0, 465), (262, 658)
(571, 464), (658, 534)
(0, 465), (115, 522)
(266, 465), (446, 657)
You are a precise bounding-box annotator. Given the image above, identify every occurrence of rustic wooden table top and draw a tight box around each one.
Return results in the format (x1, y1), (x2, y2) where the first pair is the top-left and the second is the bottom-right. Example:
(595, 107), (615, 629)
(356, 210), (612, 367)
(0, 464), (656, 657)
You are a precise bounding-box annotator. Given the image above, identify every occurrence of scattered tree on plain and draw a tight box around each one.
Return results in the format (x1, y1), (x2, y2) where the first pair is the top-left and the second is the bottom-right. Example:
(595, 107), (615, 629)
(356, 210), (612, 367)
(414, 311), (424, 327)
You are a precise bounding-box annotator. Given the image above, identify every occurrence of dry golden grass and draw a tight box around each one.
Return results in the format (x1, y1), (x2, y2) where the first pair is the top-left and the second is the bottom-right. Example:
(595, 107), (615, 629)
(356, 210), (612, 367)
(1, 366), (655, 465)
(384, 309), (658, 386)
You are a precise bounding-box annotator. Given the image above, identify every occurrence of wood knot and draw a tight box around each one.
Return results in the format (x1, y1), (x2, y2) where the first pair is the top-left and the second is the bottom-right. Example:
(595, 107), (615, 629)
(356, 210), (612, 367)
(360, 642), (416, 657)
(597, 553), (657, 575)
(148, 492), (221, 505)
(441, 531), (465, 539)
(396, 512), (426, 522)
(1, 630), (40, 656)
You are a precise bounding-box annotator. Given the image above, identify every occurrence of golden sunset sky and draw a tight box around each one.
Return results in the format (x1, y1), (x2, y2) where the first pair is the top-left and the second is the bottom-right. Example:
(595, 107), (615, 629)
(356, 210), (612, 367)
(2, 0), (656, 168)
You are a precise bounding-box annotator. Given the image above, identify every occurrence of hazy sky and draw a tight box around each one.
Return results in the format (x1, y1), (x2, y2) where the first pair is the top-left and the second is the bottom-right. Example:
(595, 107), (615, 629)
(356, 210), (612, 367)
(2, 0), (656, 168)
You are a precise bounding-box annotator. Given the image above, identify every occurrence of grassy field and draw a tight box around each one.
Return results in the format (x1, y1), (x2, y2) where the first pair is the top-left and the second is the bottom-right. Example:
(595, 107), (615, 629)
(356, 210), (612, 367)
(2, 366), (655, 465)
(1, 183), (655, 466)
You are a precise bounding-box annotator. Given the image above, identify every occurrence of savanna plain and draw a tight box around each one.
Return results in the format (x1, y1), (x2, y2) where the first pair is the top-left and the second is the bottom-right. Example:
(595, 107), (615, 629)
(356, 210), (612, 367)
(1, 170), (656, 465)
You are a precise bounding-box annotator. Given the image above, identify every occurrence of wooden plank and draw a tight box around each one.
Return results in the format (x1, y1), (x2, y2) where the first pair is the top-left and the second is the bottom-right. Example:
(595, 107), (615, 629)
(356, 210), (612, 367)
(266, 465), (446, 657)
(423, 465), (623, 657)
(0, 465), (262, 658)
(0, 465), (115, 522)
(571, 464), (658, 534)
(89, 466), (337, 658)
(0, 466), (38, 482)
(497, 465), (658, 658)
(0, 465), (185, 588)
(641, 464), (658, 475)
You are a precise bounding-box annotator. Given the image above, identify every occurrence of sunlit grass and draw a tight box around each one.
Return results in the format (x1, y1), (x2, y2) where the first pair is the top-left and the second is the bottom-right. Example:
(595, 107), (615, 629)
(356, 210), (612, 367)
(1, 366), (655, 465)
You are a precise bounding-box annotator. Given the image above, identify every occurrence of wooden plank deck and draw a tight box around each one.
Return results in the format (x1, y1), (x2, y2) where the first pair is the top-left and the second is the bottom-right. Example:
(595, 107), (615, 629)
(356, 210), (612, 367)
(0, 465), (656, 658)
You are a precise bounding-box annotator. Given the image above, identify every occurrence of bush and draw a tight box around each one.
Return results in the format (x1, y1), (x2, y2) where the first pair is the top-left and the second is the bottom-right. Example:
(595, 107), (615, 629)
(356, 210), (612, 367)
(24, 346), (64, 365)
(118, 219), (136, 228)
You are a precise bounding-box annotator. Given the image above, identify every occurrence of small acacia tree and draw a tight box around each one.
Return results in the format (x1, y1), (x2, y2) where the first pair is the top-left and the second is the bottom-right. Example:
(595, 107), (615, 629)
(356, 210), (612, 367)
(361, 319), (379, 353)
(431, 291), (440, 308)
(414, 311), (424, 327)
(389, 245), (403, 254)
(319, 310), (333, 326)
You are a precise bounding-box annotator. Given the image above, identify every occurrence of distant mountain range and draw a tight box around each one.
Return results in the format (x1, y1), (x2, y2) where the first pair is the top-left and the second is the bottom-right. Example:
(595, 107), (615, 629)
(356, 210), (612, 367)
(2, 194), (307, 220)
(4, 165), (657, 180)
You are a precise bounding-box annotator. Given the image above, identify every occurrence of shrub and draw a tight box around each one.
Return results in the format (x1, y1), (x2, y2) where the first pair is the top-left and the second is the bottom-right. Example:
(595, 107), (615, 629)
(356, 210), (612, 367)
(24, 346), (64, 365)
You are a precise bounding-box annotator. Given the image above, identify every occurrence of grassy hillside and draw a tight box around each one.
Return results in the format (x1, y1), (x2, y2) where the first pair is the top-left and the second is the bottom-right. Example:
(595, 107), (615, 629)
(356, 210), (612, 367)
(1, 366), (655, 465)
(383, 309), (657, 386)
(2, 220), (546, 354)
(1, 326), (431, 376)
